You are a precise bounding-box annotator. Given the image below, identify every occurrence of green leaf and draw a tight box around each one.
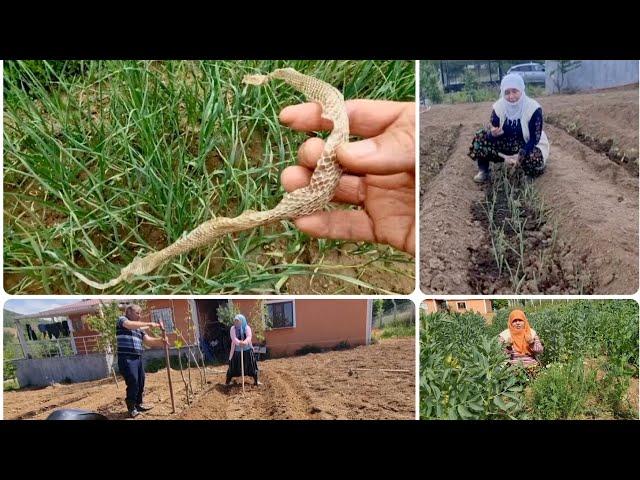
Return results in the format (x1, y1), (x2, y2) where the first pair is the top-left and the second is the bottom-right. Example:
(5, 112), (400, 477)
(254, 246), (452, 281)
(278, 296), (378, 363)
(432, 384), (441, 401)
(457, 404), (473, 419)
(493, 395), (509, 411)
(502, 391), (522, 402)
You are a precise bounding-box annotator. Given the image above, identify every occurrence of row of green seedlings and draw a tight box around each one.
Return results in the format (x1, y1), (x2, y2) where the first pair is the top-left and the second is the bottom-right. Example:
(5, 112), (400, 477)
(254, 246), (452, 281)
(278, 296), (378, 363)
(482, 164), (552, 292)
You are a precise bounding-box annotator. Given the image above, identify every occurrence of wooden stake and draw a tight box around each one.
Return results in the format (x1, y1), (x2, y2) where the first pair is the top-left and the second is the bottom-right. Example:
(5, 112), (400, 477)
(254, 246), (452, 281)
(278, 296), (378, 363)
(241, 348), (245, 396)
(351, 368), (412, 373)
(177, 348), (190, 406)
(111, 366), (119, 388)
(159, 320), (175, 413)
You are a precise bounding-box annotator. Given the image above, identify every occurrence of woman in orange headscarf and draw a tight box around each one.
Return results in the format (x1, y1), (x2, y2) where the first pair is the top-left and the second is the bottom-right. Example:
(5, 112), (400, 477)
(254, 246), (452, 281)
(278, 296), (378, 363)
(498, 309), (543, 367)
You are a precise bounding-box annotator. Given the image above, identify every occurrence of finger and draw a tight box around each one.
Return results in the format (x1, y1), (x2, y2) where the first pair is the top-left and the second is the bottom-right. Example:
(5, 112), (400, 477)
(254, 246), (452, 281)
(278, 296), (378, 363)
(280, 100), (409, 137)
(297, 137), (326, 170)
(293, 210), (376, 244)
(281, 166), (366, 205)
(335, 127), (415, 175)
(296, 137), (361, 175)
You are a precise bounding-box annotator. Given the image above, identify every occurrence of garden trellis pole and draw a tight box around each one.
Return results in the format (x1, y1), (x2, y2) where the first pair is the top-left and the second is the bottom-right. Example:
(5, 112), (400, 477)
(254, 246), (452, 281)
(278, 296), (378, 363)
(159, 320), (176, 413)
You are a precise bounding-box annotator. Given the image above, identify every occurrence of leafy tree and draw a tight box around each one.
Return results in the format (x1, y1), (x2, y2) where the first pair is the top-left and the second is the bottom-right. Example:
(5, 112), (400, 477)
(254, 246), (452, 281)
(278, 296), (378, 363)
(420, 60), (444, 104)
(551, 60), (582, 93)
(85, 301), (147, 353)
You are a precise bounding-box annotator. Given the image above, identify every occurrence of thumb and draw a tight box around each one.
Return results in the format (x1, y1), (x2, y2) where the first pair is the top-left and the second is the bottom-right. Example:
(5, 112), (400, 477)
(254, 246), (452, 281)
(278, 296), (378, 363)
(336, 129), (414, 175)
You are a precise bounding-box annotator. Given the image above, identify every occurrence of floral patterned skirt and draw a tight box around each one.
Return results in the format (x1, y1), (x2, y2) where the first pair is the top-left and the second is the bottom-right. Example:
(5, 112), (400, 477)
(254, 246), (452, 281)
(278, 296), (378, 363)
(468, 128), (545, 177)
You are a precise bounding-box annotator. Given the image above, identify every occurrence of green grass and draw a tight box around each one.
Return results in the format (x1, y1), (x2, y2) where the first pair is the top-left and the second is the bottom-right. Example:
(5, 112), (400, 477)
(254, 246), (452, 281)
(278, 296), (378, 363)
(441, 83), (545, 105)
(526, 84), (546, 97)
(4, 378), (20, 391)
(3, 60), (415, 294)
(379, 317), (415, 338)
(443, 86), (497, 104)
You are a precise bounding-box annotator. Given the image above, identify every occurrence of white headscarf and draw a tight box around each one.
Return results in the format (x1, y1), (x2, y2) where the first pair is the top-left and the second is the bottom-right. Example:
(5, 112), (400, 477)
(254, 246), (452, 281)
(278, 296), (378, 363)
(499, 73), (527, 124)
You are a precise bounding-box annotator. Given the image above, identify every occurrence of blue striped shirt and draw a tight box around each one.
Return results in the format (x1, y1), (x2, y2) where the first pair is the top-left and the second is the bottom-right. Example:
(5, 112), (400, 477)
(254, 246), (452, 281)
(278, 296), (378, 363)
(116, 316), (146, 356)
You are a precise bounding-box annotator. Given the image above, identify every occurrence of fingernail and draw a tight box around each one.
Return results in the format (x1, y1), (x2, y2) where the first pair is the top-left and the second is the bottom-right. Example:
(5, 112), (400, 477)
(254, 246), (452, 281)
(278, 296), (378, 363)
(340, 139), (377, 159)
(279, 106), (295, 124)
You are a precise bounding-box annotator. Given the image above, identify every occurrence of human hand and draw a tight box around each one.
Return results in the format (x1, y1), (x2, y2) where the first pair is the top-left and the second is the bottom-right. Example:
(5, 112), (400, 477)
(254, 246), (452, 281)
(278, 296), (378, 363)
(490, 126), (503, 137)
(517, 148), (528, 164)
(506, 156), (519, 167)
(499, 153), (519, 167)
(280, 100), (415, 256)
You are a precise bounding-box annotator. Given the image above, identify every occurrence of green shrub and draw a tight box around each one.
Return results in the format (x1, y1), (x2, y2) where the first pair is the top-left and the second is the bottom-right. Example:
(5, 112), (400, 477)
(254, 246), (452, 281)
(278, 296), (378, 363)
(597, 357), (635, 418)
(526, 84), (545, 97)
(4, 379), (20, 392)
(463, 69), (479, 94)
(528, 359), (597, 419)
(144, 357), (166, 373)
(332, 341), (350, 351)
(420, 61), (444, 104)
(296, 345), (322, 356)
(3, 360), (16, 382)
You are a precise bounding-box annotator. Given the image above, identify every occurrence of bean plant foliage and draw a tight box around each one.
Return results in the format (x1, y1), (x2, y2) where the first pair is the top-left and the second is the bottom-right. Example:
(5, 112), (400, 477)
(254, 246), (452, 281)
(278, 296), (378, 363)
(420, 301), (639, 420)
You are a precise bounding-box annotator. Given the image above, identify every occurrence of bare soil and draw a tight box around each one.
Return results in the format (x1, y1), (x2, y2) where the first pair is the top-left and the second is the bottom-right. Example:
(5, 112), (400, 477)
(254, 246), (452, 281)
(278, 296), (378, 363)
(4, 338), (415, 420)
(421, 87), (639, 294)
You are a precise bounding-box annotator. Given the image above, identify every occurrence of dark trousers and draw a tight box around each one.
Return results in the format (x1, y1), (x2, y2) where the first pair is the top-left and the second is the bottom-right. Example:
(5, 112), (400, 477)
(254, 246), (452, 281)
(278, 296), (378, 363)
(118, 354), (145, 410)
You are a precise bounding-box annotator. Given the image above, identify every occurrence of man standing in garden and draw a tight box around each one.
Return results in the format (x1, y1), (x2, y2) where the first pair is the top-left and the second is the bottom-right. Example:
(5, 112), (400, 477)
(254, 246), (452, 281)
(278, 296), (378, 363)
(116, 304), (167, 418)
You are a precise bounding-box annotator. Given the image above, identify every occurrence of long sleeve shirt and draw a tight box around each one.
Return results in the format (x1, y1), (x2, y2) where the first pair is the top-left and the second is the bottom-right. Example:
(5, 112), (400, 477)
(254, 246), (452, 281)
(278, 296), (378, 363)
(229, 325), (253, 360)
(499, 329), (544, 367)
(488, 107), (544, 156)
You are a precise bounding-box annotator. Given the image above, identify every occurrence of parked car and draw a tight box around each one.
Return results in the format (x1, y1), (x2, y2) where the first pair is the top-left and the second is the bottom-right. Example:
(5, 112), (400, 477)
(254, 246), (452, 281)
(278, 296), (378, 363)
(507, 62), (546, 84)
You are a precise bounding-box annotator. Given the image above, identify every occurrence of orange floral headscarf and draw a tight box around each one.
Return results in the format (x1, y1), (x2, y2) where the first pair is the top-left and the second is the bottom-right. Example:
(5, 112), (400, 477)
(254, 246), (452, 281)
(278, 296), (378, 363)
(508, 309), (533, 355)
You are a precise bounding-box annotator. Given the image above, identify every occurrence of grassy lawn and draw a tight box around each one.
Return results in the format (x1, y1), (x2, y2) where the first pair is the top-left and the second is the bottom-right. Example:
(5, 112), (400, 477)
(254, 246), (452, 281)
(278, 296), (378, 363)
(4, 60), (414, 294)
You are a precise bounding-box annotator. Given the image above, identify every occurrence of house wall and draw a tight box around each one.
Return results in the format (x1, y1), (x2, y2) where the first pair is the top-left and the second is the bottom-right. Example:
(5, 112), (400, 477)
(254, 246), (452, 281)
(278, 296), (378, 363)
(447, 300), (492, 314)
(70, 300), (195, 354)
(143, 299), (193, 347)
(422, 299), (438, 313)
(232, 299), (369, 357)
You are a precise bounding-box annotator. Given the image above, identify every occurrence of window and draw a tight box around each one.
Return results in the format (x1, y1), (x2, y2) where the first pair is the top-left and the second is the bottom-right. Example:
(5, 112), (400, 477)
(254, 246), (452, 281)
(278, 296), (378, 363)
(151, 308), (174, 333)
(266, 301), (295, 329)
(456, 302), (467, 311)
(436, 300), (448, 312)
